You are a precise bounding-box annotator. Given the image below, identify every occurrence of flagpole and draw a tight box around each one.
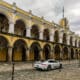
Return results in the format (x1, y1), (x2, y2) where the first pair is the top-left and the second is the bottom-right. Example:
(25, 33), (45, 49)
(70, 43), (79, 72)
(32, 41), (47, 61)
(62, 4), (65, 19)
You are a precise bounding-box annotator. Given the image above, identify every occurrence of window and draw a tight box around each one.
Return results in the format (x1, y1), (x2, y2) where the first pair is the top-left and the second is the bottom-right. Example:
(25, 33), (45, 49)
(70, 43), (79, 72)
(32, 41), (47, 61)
(49, 60), (57, 63)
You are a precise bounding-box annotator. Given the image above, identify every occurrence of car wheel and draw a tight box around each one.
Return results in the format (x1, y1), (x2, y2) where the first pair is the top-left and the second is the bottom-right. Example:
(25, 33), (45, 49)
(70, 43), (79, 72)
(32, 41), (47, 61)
(47, 65), (51, 71)
(59, 64), (62, 69)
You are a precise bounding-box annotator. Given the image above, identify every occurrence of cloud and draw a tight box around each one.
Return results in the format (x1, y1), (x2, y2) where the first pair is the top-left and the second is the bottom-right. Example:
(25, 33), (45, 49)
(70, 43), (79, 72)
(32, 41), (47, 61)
(64, 0), (80, 35)
(3, 0), (64, 21)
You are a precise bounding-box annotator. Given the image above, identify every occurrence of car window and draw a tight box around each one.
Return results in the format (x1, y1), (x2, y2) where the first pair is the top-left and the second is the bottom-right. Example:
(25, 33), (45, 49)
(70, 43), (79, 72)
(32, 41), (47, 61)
(48, 60), (57, 63)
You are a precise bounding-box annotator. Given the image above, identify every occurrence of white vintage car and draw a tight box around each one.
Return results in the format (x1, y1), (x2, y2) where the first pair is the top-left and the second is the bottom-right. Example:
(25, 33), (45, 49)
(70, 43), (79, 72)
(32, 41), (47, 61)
(34, 59), (62, 70)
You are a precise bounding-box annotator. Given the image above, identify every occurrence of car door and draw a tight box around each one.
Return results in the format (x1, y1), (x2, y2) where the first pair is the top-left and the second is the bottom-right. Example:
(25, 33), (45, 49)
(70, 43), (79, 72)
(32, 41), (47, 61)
(53, 61), (60, 68)
(49, 60), (59, 69)
(48, 60), (57, 69)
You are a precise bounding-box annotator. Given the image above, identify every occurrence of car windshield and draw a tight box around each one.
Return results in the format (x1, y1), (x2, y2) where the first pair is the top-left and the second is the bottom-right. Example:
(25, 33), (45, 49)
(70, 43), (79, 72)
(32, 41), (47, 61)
(48, 60), (57, 63)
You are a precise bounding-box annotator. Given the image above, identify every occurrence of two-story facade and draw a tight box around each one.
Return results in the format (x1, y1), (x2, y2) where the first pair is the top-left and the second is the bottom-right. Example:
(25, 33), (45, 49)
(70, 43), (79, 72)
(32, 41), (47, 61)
(0, 1), (80, 62)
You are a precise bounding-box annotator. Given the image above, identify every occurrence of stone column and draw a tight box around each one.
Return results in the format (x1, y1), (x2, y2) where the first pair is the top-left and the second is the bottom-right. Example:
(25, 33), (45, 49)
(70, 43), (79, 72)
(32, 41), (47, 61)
(50, 29), (55, 42)
(59, 32), (63, 43)
(39, 49), (44, 60)
(77, 39), (79, 47)
(50, 34), (53, 42)
(73, 49), (76, 59)
(53, 46), (55, 59)
(67, 35), (70, 45)
(39, 29), (43, 40)
(72, 37), (75, 47)
(8, 47), (13, 62)
(60, 47), (63, 60)
(68, 48), (71, 60)
(26, 27), (31, 37)
(26, 48), (30, 61)
(50, 49), (54, 59)
(26, 18), (32, 37)
(9, 21), (14, 34)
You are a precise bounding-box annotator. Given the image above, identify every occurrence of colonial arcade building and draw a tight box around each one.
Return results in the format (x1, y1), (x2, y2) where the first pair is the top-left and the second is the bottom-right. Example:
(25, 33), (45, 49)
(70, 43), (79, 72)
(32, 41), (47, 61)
(0, 1), (80, 62)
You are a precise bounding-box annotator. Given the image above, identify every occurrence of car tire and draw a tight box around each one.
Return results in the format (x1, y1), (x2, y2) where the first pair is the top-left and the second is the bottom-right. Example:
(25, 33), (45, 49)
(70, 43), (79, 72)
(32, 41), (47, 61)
(47, 65), (51, 71)
(59, 64), (62, 69)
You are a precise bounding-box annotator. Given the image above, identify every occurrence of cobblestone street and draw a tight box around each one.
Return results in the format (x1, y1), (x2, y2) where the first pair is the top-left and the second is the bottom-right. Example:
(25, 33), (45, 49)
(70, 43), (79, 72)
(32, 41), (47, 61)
(0, 60), (80, 80)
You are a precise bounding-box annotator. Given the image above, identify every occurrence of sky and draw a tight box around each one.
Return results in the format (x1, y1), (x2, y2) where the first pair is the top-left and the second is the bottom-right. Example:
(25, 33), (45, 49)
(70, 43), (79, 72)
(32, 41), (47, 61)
(3, 0), (80, 35)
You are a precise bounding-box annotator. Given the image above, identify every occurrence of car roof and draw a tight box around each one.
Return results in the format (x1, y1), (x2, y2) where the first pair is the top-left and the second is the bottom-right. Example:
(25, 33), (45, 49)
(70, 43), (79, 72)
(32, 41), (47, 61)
(34, 59), (55, 62)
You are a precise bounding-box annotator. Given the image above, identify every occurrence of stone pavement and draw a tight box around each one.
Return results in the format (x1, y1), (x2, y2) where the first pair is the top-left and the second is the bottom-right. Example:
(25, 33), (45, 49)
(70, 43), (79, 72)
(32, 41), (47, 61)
(0, 60), (80, 80)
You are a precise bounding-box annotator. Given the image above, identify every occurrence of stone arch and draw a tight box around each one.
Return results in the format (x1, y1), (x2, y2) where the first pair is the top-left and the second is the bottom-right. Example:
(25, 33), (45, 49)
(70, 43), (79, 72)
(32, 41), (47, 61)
(14, 19), (26, 36)
(12, 39), (27, 62)
(43, 28), (50, 41)
(43, 44), (51, 60)
(0, 12), (11, 22)
(0, 13), (9, 33)
(63, 33), (67, 44)
(30, 42), (41, 61)
(54, 30), (59, 43)
(0, 36), (9, 62)
(63, 47), (68, 60)
(15, 18), (27, 26)
(54, 45), (61, 60)
(31, 24), (39, 39)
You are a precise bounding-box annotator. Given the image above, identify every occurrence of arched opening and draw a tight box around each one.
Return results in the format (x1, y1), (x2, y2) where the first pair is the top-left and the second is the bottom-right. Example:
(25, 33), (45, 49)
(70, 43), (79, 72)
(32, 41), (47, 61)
(30, 42), (41, 61)
(0, 13), (9, 33)
(63, 47), (68, 60)
(43, 29), (50, 41)
(31, 25), (39, 39)
(71, 48), (74, 59)
(54, 30), (59, 43)
(75, 49), (78, 59)
(79, 40), (80, 47)
(63, 33), (67, 44)
(12, 39), (27, 62)
(43, 44), (51, 60)
(70, 36), (73, 46)
(0, 36), (8, 62)
(79, 50), (80, 59)
(14, 20), (26, 36)
(54, 45), (60, 60)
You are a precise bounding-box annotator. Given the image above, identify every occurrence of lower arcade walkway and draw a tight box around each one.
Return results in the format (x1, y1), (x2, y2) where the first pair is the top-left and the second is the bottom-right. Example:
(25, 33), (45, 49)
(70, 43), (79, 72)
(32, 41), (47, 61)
(0, 33), (80, 62)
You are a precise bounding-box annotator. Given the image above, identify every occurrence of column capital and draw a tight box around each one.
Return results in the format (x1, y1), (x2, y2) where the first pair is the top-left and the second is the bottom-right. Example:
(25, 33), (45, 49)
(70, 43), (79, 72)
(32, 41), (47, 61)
(51, 49), (54, 52)
(50, 32), (53, 36)
(9, 19), (15, 24)
(39, 28), (44, 32)
(39, 48), (43, 51)
(50, 28), (55, 33)
(8, 46), (13, 49)
(26, 27), (32, 29)
(27, 20), (32, 27)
